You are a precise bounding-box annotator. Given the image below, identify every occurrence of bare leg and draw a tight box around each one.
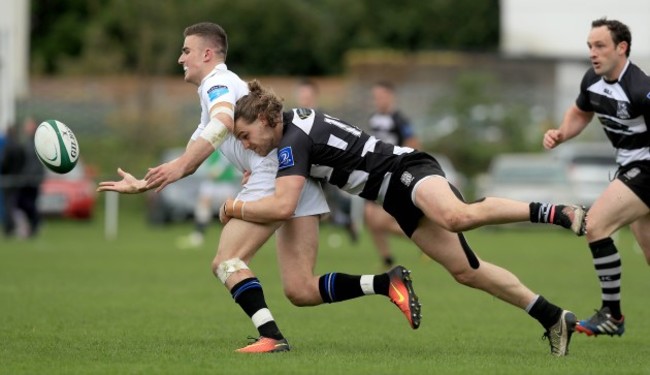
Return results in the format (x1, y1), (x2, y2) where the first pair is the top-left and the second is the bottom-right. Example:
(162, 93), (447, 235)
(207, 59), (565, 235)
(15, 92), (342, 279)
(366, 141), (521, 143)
(414, 176), (531, 232)
(212, 218), (280, 289)
(275, 215), (322, 306)
(630, 214), (650, 265)
(411, 218), (535, 308)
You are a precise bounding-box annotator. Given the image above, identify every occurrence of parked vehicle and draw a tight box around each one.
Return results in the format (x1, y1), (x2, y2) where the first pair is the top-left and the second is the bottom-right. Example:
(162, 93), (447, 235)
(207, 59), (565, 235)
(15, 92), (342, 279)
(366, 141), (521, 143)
(38, 160), (96, 219)
(476, 153), (576, 205)
(550, 142), (618, 208)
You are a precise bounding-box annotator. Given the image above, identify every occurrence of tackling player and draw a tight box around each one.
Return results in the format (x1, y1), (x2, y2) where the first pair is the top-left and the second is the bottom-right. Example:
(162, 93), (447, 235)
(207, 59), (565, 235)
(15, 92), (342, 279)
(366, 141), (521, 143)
(223, 79), (586, 356)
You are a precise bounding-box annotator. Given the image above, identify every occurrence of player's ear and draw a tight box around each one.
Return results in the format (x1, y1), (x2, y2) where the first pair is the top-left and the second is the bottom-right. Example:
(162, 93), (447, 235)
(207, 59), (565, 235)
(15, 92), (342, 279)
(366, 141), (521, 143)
(258, 114), (269, 128)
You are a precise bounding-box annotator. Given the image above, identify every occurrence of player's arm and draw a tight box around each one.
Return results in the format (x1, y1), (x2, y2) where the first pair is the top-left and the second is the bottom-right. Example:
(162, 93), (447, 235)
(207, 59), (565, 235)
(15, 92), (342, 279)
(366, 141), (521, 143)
(543, 104), (593, 150)
(144, 102), (234, 192)
(221, 175), (306, 224)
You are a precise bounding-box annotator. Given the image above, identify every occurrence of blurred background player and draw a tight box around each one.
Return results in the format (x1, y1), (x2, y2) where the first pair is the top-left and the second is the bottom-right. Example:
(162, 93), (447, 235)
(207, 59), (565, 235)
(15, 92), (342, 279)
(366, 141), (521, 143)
(365, 81), (421, 268)
(0, 117), (43, 239)
(294, 78), (358, 243)
(0, 124), (25, 238)
(177, 149), (240, 249)
(17, 117), (45, 238)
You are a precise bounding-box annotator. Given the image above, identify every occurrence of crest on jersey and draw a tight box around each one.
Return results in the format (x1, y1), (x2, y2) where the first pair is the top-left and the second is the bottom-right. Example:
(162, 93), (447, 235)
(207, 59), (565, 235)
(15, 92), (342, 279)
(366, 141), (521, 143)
(278, 146), (295, 170)
(207, 85), (229, 101)
(296, 108), (313, 120)
(400, 171), (414, 187)
(616, 101), (630, 119)
(647, 91), (650, 100)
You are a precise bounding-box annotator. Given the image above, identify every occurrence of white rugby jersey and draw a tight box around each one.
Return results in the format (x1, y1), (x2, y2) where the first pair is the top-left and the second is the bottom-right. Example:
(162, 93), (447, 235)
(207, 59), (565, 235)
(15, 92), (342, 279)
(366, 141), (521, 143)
(190, 63), (261, 172)
(576, 60), (650, 165)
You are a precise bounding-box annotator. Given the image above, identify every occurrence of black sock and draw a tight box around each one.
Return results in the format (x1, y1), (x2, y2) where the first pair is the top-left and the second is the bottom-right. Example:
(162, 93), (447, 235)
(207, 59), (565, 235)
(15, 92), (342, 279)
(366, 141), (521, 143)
(373, 273), (390, 296)
(528, 295), (562, 329)
(318, 272), (391, 303)
(529, 202), (556, 224)
(318, 273), (363, 303)
(589, 238), (622, 319)
(231, 278), (283, 340)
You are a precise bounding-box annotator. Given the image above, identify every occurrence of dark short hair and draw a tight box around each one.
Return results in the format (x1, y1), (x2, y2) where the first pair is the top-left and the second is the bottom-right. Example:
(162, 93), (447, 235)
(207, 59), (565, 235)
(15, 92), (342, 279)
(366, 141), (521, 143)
(374, 80), (395, 92)
(298, 78), (319, 93)
(184, 22), (228, 58)
(592, 18), (631, 57)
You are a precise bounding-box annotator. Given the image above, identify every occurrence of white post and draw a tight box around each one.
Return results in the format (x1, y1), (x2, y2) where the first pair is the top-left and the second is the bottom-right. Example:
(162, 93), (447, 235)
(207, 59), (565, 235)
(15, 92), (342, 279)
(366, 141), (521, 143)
(0, 27), (15, 133)
(105, 191), (119, 240)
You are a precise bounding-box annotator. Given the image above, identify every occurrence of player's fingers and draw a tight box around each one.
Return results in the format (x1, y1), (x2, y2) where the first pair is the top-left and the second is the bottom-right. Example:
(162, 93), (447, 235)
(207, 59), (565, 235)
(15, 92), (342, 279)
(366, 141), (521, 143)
(155, 180), (169, 193)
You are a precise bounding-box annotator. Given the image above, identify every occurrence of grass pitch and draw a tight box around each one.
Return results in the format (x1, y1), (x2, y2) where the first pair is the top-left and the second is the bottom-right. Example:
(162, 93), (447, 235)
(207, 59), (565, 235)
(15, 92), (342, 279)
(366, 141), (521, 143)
(1, 204), (648, 374)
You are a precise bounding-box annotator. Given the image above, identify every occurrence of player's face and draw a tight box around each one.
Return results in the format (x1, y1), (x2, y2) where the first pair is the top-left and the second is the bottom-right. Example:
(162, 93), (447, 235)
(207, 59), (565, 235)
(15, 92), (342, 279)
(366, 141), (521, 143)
(587, 26), (627, 81)
(372, 86), (393, 113)
(178, 35), (207, 85)
(296, 86), (317, 108)
(234, 117), (278, 157)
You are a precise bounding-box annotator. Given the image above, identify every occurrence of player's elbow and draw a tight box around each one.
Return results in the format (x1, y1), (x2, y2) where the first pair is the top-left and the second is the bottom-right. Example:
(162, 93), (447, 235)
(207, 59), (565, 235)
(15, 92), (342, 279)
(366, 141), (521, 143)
(274, 202), (296, 220)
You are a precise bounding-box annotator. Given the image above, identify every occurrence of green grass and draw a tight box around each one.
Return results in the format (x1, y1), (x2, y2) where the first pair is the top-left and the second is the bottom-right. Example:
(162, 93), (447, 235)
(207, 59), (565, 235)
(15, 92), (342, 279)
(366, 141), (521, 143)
(1, 205), (649, 374)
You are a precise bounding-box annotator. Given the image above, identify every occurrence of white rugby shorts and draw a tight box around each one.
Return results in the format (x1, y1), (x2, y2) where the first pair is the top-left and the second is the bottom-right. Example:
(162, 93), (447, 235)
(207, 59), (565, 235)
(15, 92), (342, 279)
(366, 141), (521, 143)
(235, 152), (330, 218)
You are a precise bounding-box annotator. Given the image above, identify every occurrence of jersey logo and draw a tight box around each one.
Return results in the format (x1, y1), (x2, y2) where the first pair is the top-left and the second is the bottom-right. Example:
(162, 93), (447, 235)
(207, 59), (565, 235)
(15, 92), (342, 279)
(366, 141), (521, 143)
(278, 146), (295, 170)
(647, 91), (650, 100)
(296, 108), (313, 120)
(616, 102), (630, 119)
(622, 167), (640, 181)
(207, 85), (229, 101)
(400, 171), (414, 187)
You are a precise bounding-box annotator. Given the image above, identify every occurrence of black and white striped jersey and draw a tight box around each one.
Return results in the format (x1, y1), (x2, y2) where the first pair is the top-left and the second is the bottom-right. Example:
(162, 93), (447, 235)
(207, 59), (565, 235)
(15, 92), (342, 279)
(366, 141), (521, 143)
(368, 110), (415, 146)
(276, 108), (415, 201)
(576, 60), (650, 166)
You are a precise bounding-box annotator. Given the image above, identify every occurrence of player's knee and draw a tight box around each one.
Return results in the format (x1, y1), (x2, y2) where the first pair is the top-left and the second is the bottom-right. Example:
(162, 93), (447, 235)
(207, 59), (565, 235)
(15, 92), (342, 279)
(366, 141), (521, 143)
(212, 258), (249, 284)
(449, 267), (479, 287)
(284, 288), (308, 306)
(283, 282), (319, 306)
(584, 218), (613, 241)
(440, 209), (474, 233)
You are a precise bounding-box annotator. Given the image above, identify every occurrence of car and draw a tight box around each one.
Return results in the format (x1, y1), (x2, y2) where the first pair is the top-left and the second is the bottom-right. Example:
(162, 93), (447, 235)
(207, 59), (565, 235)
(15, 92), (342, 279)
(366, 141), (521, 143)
(550, 142), (618, 208)
(476, 153), (576, 205)
(38, 159), (97, 219)
(146, 148), (240, 224)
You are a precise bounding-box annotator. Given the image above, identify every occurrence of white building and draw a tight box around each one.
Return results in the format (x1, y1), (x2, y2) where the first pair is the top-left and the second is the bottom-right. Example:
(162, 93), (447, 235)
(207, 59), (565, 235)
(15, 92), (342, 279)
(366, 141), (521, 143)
(501, 0), (650, 122)
(0, 0), (29, 134)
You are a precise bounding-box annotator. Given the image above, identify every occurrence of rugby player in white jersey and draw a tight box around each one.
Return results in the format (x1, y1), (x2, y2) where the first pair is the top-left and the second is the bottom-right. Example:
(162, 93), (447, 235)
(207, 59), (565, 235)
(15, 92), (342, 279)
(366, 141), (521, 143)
(97, 22), (421, 353)
(223, 80), (588, 356)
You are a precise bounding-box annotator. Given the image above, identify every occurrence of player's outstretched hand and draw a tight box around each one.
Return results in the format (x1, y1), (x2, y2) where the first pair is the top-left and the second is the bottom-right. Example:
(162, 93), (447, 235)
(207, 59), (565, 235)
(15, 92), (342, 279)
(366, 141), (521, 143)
(144, 161), (185, 193)
(97, 168), (148, 194)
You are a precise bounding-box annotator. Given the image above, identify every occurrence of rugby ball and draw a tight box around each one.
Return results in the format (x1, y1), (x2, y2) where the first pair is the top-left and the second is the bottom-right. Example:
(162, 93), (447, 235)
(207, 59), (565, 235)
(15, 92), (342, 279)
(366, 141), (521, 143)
(34, 120), (80, 174)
